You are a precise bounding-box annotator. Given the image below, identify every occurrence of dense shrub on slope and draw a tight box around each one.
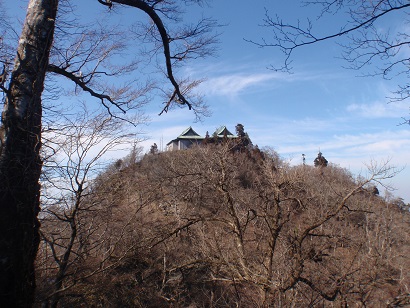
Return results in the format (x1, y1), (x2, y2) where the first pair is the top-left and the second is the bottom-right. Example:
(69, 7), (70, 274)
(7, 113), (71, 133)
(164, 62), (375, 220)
(36, 144), (410, 307)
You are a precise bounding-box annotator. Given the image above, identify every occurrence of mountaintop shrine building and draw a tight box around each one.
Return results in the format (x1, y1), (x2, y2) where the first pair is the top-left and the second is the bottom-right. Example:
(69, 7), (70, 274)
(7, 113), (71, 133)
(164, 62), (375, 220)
(166, 127), (203, 151)
(166, 126), (236, 151)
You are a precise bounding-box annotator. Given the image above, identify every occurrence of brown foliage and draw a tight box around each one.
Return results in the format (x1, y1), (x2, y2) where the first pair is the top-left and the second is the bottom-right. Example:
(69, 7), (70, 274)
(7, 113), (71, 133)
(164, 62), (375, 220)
(36, 144), (410, 307)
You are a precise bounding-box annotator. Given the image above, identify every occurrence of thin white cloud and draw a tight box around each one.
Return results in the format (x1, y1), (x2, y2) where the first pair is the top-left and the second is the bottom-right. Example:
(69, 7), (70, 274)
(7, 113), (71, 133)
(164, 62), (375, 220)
(248, 116), (344, 148)
(187, 59), (342, 99)
(202, 73), (276, 97)
(280, 130), (410, 155)
(346, 101), (408, 118)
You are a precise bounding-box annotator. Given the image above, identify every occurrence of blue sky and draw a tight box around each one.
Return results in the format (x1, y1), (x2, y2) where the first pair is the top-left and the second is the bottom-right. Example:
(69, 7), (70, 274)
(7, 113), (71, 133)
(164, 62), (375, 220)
(6, 1), (410, 202)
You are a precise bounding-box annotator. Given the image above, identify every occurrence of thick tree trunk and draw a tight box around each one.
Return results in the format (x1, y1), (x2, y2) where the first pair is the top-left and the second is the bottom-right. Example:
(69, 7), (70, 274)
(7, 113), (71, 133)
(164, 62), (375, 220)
(0, 0), (58, 306)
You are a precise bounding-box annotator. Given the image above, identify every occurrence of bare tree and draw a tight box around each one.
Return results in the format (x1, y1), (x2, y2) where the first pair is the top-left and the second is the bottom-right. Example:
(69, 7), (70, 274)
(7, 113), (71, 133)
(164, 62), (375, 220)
(249, 1), (410, 119)
(122, 145), (406, 306)
(33, 142), (409, 306)
(37, 109), (145, 307)
(0, 2), (58, 306)
(0, 0), (217, 305)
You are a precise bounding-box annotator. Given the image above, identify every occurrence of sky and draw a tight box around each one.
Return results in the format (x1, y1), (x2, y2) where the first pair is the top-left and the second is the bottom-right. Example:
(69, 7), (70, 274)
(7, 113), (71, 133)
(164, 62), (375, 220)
(5, 1), (410, 202)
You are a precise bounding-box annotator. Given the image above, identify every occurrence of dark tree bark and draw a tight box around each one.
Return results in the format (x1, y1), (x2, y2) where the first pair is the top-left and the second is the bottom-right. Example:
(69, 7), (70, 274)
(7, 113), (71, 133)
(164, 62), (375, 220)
(0, 0), (58, 306)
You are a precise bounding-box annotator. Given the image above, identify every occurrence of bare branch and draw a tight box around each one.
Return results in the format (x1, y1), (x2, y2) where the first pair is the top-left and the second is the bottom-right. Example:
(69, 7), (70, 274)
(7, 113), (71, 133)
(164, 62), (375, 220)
(111, 0), (193, 110)
(47, 64), (126, 113)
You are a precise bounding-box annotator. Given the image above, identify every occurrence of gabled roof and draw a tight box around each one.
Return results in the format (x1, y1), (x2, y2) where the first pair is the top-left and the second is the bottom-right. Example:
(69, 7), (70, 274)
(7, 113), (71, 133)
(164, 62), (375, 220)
(214, 126), (235, 138)
(178, 126), (204, 139)
(166, 127), (204, 146)
(166, 126), (237, 147)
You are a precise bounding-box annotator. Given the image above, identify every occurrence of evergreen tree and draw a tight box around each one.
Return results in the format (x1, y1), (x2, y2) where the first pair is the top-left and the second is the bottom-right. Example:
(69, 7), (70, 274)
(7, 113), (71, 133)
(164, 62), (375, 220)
(314, 151), (328, 167)
(235, 123), (245, 138)
(150, 143), (159, 155)
(202, 131), (210, 145)
(235, 123), (252, 151)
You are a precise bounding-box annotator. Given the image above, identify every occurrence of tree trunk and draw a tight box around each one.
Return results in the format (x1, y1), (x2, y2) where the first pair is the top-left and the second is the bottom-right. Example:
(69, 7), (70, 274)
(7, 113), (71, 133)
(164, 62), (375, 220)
(0, 0), (58, 306)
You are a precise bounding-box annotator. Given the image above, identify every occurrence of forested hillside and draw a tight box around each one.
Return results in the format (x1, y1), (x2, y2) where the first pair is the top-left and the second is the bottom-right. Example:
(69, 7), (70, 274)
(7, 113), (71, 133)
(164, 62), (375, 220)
(35, 143), (410, 307)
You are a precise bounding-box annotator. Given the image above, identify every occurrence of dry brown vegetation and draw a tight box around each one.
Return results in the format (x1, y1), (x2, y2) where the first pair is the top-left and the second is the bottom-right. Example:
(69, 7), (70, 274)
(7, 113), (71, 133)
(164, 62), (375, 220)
(35, 143), (410, 307)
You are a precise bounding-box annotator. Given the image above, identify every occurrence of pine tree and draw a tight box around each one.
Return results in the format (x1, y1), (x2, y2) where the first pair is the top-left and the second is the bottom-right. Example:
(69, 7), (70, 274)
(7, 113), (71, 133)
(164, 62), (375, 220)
(314, 151), (328, 167)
